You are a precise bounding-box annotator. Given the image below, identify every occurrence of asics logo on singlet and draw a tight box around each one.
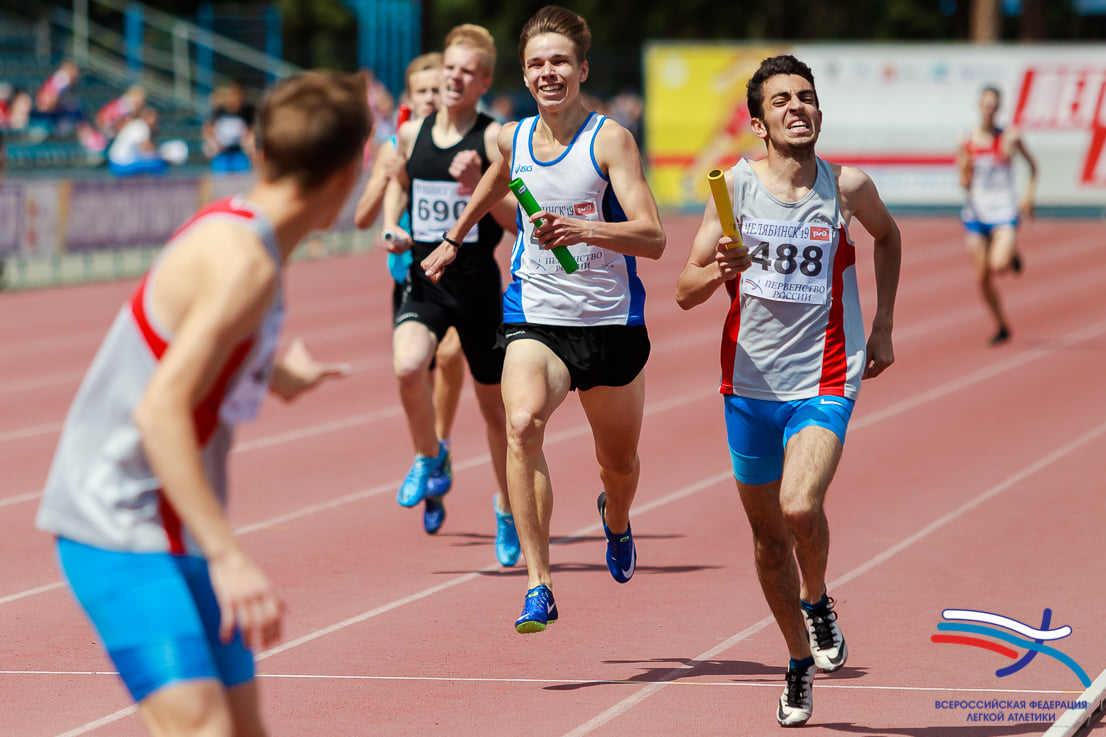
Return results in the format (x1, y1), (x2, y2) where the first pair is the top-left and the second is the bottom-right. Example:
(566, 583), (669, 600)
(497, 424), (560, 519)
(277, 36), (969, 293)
(514, 165), (533, 173)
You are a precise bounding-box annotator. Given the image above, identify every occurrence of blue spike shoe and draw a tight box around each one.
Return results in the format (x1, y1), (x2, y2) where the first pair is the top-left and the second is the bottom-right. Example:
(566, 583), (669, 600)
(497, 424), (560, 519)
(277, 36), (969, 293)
(598, 491), (636, 583)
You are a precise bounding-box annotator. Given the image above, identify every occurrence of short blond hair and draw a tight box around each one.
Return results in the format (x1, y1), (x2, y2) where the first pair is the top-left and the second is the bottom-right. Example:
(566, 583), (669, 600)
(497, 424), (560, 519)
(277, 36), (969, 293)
(443, 24), (496, 77)
(405, 52), (443, 93)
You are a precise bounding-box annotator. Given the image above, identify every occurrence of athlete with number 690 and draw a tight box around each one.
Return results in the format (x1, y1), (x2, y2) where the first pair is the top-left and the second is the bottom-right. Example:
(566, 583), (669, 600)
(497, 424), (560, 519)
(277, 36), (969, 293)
(676, 54), (901, 728)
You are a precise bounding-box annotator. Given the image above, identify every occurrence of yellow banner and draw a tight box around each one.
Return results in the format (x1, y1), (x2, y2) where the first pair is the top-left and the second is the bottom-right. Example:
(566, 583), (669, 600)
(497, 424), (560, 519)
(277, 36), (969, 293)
(644, 44), (783, 209)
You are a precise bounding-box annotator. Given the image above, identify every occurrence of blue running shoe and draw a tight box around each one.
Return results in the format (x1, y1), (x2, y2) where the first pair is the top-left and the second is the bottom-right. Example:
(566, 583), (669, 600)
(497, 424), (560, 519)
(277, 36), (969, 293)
(515, 584), (558, 633)
(397, 454), (438, 507)
(597, 491), (636, 583)
(426, 442), (452, 499)
(423, 497), (446, 535)
(494, 495), (520, 567)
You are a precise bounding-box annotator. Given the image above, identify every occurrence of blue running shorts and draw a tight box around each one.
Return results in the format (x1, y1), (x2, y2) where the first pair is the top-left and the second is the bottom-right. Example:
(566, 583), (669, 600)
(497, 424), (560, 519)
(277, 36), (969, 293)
(962, 217), (1018, 237)
(56, 537), (255, 702)
(723, 395), (855, 485)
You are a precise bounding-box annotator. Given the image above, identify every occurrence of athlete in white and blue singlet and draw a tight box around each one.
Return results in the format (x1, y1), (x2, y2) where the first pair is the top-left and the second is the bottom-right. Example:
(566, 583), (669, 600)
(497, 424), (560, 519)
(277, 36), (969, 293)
(677, 54), (901, 728)
(422, 6), (666, 635)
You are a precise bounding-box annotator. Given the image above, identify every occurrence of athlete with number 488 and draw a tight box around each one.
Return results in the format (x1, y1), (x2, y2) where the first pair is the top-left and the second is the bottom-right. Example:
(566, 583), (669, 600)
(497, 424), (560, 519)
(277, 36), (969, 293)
(676, 54), (901, 727)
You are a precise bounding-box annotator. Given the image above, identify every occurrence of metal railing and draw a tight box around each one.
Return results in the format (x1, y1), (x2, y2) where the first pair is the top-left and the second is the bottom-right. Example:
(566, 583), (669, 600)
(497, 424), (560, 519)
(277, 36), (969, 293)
(63, 0), (301, 114)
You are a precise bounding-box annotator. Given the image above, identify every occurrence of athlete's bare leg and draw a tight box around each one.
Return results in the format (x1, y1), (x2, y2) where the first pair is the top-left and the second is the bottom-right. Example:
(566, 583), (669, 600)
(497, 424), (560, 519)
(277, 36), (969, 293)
(432, 327), (465, 441)
(392, 321), (440, 457)
(579, 372), (645, 535)
(472, 379), (512, 515)
(987, 225), (1018, 273)
(966, 231), (1010, 338)
(501, 339), (571, 589)
(780, 426), (841, 605)
(737, 425), (842, 660)
(737, 477), (810, 661)
(138, 679), (238, 737)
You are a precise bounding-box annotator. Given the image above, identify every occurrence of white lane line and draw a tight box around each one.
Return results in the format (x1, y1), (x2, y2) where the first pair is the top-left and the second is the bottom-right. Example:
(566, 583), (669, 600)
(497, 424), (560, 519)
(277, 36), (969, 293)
(2, 670), (1080, 695)
(556, 418), (1106, 737)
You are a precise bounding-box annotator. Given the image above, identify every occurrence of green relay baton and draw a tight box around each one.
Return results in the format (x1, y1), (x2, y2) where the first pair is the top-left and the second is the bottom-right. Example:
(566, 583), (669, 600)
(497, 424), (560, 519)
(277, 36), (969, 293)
(508, 177), (578, 274)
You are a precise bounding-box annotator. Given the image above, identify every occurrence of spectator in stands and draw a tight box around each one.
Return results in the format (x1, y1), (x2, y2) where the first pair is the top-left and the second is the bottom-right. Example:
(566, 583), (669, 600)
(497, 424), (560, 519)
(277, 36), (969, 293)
(0, 82), (12, 128)
(108, 106), (169, 177)
(360, 68), (396, 147)
(488, 92), (516, 123)
(34, 59), (83, 135)
(203, 81), (255, 174)
(609, 89), (644, 149)
(96, 85), (147, 140)
(2, 88), (34, 132)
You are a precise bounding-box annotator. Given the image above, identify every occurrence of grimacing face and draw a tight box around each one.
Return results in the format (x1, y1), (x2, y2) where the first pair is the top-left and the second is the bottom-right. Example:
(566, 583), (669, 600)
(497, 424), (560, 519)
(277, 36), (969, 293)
(440, 44), (491, 110)
(753, 73), (822, 152)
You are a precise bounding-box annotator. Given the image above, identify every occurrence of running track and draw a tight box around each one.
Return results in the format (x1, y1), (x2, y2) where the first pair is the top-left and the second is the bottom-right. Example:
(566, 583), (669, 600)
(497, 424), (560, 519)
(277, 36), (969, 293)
(3, 214), (1106, 736)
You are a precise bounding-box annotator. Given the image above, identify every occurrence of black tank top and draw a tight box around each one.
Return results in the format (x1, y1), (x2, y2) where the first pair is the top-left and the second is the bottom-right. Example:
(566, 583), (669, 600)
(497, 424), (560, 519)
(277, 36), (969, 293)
(406, 111), (504, 276)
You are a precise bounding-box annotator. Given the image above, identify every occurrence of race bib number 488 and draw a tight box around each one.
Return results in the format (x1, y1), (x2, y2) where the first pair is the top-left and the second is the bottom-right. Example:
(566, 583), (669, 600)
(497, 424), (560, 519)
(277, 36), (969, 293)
(740, 219), (834, 305)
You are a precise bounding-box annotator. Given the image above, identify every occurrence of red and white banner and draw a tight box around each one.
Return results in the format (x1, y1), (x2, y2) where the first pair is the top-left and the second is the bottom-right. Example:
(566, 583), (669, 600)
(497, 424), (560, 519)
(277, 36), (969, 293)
(645, 43), (1106, 211)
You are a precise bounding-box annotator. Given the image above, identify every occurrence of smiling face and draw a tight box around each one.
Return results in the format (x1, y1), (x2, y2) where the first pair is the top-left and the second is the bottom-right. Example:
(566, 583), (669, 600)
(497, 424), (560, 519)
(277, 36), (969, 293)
(522, 32), (587, 112)
(440, 44), (492, 111)
(750, 73), (822, 153)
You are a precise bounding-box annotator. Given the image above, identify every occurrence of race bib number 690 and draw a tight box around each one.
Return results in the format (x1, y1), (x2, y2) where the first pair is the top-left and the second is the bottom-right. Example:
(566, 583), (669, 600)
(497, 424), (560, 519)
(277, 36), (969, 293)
(411, 179), (478, 244)
(740, 219), (834, 305)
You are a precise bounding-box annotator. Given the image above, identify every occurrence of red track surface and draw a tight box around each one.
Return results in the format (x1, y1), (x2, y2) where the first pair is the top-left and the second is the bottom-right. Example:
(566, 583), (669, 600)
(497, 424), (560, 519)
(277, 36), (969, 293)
(3, 214), (1106, 736)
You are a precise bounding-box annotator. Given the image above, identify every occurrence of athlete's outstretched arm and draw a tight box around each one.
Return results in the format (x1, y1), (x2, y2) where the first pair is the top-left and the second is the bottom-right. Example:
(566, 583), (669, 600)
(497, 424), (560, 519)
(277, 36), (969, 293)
(676, 168), (749, 309)
(479, 121), (519, 234)
(381, 119), (421, 247)
(956, 138), (973, 190)
(354, 140), (398, 230)
(269, 338), (349, 400)
(1010, 128), (1038, 218)
(132, 223), (284, 651)
(531, 122), (665, 259)
(421, 122), (516, 282)
(841, 166), (900, 379)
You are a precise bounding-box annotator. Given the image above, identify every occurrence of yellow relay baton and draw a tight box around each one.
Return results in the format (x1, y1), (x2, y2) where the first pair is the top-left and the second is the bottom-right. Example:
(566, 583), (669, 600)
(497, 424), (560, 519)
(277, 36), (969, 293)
(707, 168), (743, 248)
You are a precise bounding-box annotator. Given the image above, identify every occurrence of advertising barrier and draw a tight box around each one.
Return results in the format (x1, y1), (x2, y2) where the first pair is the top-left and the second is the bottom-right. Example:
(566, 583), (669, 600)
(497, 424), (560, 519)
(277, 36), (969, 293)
(0, 169), (371, 261)
(645, 43), (1106, 213)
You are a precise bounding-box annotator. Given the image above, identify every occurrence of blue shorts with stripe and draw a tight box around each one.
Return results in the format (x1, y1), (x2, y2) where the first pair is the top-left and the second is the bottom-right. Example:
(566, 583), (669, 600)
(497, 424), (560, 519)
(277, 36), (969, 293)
(962, 216), (1018, 238)
(723, 394), (855, 485)
(56, 537), (255, 702)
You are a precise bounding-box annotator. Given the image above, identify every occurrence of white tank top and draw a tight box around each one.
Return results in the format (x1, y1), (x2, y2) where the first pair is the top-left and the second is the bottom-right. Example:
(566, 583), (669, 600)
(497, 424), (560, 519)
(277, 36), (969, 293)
(962, 128), (1018, 225)
(503, 113), (646, 326)
(36, 196), (284, 555)
(721, 158), (866, 401)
